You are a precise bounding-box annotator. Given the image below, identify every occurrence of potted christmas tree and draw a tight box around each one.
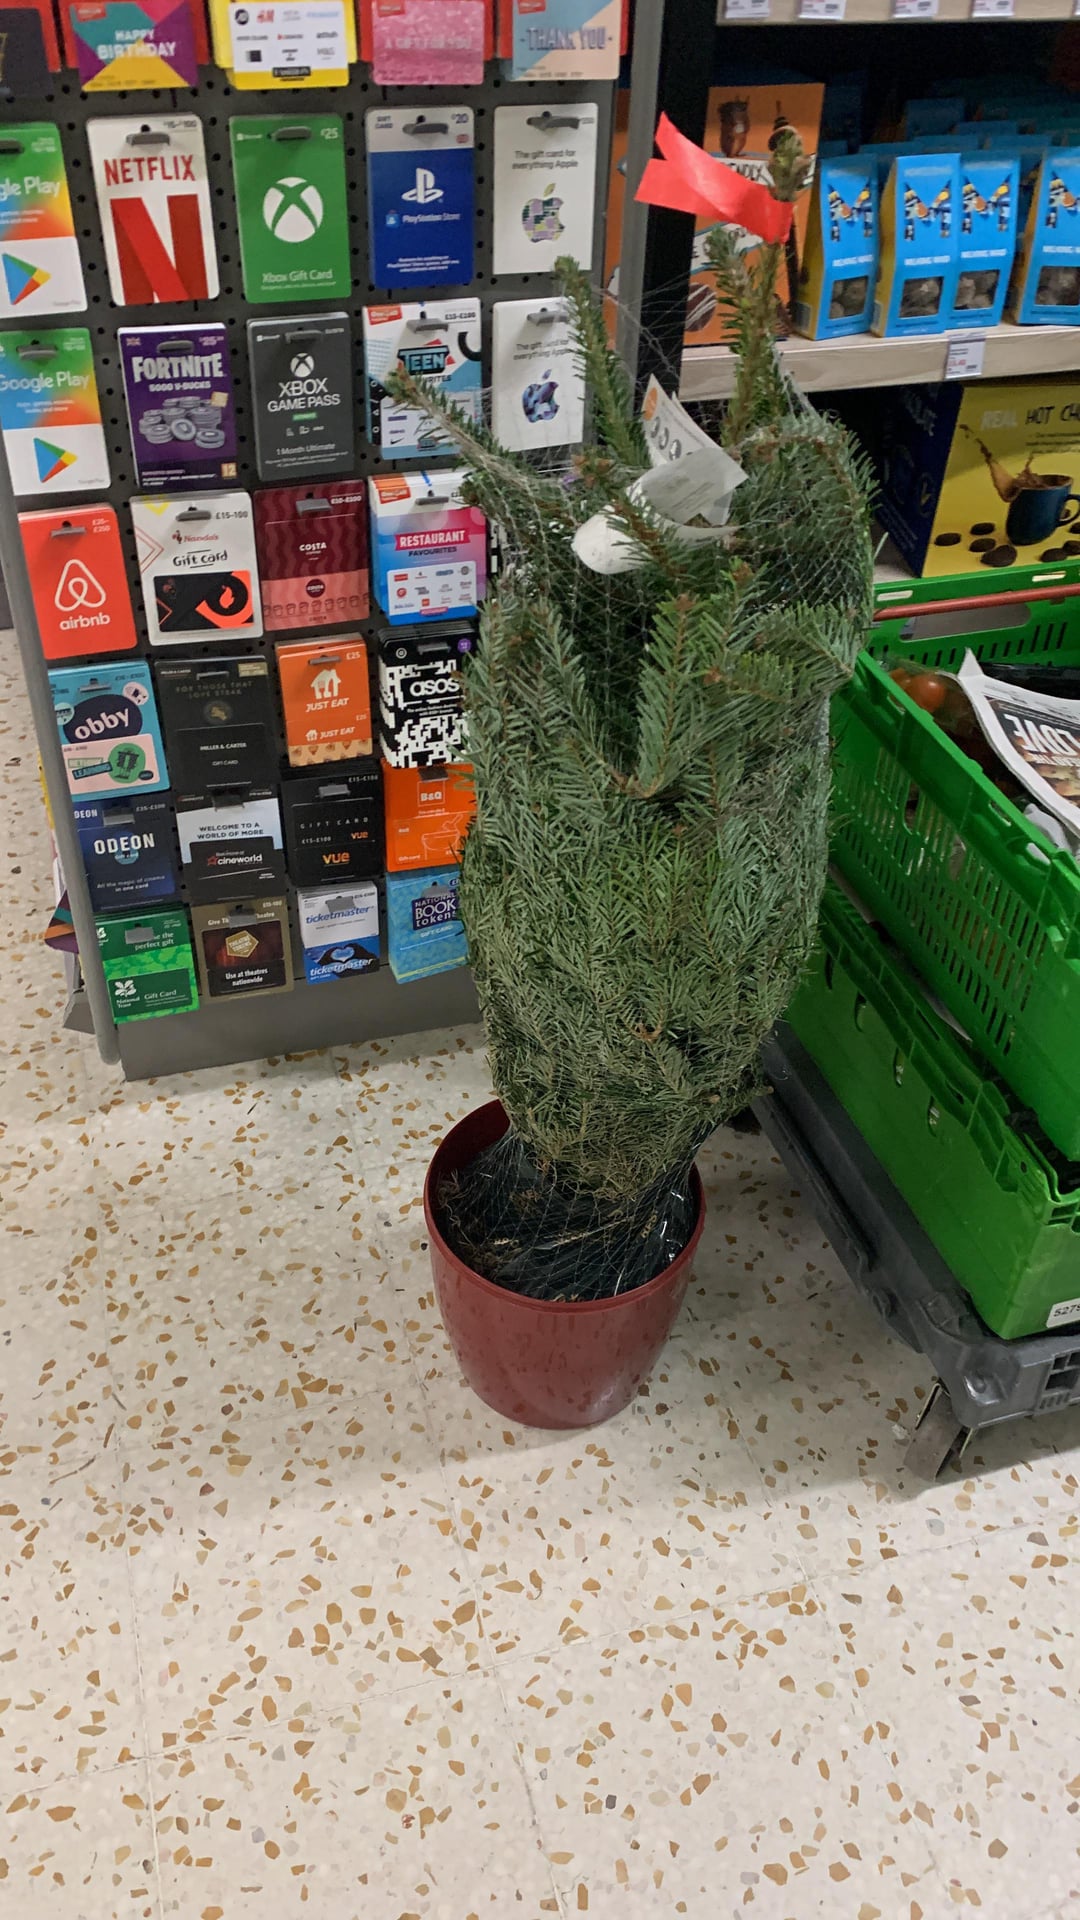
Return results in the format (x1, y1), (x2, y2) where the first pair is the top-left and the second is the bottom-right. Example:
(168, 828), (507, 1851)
(387, 128), (873, 1429)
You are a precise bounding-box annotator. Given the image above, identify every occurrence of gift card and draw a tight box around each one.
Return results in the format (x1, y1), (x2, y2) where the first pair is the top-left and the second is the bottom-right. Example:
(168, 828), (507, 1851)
(120, 325), (238, 491)
(492, 103), (597, 276)
(366, 0), (485, 84)
(378, 625), (472, 767)
(367, 107), (474, 288)
(506, 0), (619, 80)
(0, 328), (109, 497)
(298, 881), (379, 982)
(383, 760), (474, 870)
(131, 491), (262, 645)
(231, 115), (350, 303)
(74, 794), (179, 911)
(0, 9), (53, 90)
(386, 864), (466, 982)
(0, 124), (86, 317)
(177, 788), (285, 901)
(88, 115), (218, 306)
(362, 299), (482, 459)
(213, 0), (352, 85)
(50, 662), (169, 797)
(20, 505), (137, 659)
(491, 298), (585, 451)
(192, 895), (294, 997)
(254, 479), (369, 631)
(155, 653), (278, 790)
(97, 907), (198, 1021)
(369, 469), (486, 624)
(277, 635), (372, 765)
(247, 312), (354, 479)
(69, 0), (198, 88)
(281, 763), (383, 884)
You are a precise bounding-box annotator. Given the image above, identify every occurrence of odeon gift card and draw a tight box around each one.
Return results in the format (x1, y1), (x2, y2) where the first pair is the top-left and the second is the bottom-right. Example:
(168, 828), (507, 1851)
(0, 327), (109, 496)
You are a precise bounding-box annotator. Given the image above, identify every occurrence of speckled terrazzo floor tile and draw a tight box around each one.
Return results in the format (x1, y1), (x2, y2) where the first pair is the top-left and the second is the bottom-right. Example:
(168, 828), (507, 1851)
(504, 1588), (941, 1919)
(0, 1217), (118, 1480)
(0, 1758), (158, 1919)
(332, 1026), (492, 1161)
(814, 1521), (1080, 1918)
(122, 1387), (484, 1751)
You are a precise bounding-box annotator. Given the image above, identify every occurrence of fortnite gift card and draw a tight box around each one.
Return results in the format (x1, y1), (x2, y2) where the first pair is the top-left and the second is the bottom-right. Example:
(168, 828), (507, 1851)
(20, 505), (137, 659)
(69, 0), (198, 88)
(231, 115), (350, 304)
(131, 491), (262, 646)
(492, 103), (597, 276)
(74, 794), (179, 911)
(247, 313), (354, 479)
(0, 124), (86, 317)
(50, 662), (169, 797)
(88, 115), (218, 306)
(254, 479), (368, 631)
(120, 325), (238, 491)
(0, 328), (109, 496)
(366, 107), (474, 288)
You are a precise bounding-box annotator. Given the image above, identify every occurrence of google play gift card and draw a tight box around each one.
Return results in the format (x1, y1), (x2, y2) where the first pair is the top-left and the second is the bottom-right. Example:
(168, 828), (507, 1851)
(0, 327), (109, 496)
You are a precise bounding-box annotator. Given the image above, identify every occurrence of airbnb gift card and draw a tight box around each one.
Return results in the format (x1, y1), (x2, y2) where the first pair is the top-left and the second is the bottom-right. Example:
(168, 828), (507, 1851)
(366, 107), (474, 289)
(131, 490), (262, 645)
(88, 114), (218, 306)
(20, 505), (137, 659)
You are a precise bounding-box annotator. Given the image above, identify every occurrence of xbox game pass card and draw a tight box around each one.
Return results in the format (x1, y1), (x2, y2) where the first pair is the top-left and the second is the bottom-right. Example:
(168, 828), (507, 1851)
(50, 661), (169, 797)
(88, 115), (218, 305)
(131, 491), (262, 645)
(97, 907), (198, 1021)
(366, 107), (474, 288)
(0, 124), (86, 317)
(74, 794), (179, 911)
(0, 327), (109, 496)
(120, 325), (238, 491)
(248, 313), (353, 478)
(231, 115), (350, 303)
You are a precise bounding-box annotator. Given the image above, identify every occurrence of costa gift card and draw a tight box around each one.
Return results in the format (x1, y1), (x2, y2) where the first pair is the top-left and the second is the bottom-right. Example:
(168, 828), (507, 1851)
(87, 115), (218, 306)
(254, 480), (368, 632)
(131, 490), (262, 645)
(20, 506), (137, 659)
(277, 636), (372, 766)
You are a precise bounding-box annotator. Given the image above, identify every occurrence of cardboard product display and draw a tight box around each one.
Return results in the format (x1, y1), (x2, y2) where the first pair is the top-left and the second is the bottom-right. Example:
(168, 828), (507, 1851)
(97, 906), (199, 1020)
(87, 114), (218, 306)
(490, 298), (585, 450)
(69, 0), (199, 89)
(176, 788), (286, 901)
(131, 491), (262, 645)
(49, 661), (169, 797)
(378, 624), (472, 768)
(74, 794), (180, 911)
(247, 313), (354, 479)
(210, 0), (354, 88)
(231, 115), (350, 304)
(281, 763), (383, 884)
(119, 324), (238, 491)
(0, 123), (86, 317)
(362, 299), (482, 459)
(383, 759), (474, 871)
(0, 326), (109, 497)
(872, 156), (960, 337)
(492, 102), (598, 278)
(192, 894), (294, 998)
(297, 882), (380, 982)
(19, 505), (138, 659)
(504, 0), (619, 81)
(385, 863), (466, 982)
(1011, 150), (1080, 325)
(277, 635), (373, 765)
(362, 0), (487, 85)
(366, 106), (475, 288)
(877, 375), (1080, 578)
(793, 160), (877, 341)
(254, 480), (369, 632)
(949, 153), (1020, 330)
(368, 469), (486, 624)
(155, 654), (278, 791)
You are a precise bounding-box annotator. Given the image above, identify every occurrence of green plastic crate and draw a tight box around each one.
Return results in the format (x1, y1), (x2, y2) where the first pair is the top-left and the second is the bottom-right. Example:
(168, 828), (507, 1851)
(832, 597), (1080, 1158)
(787, 882), (1080, 1340)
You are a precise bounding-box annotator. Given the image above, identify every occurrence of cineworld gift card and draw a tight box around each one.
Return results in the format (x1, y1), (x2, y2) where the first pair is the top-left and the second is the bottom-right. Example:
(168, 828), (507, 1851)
(131, 491), (262, 645)
(88, 115), (218, 306)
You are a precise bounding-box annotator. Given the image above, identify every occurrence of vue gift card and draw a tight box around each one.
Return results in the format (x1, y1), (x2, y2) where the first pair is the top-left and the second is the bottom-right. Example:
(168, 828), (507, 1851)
(281, 763), (383, 884)
(277, 635), (373, 765)
(362, 299), (482, 459)
(254, 480), (369, 631)
(0, 124), (86, 318)
(0, 328), (109, 497)
(491, 298), (585, 451)
(366, 107), (475, 288)
(49, 662), (169, 798)
(298, 882), (379, 983)
(68, 0), (199, 89)
(192, 895), (294, 999)
(231, 116), (350, 304)
(492, 103), (597, 277)
(20, 505), (137, 659)
(155, 654), (278, 790)
(97, 908), (198, 1022)
(119, 325), (238, 492)
(88, 115), (218, 306)
(131, 491), (262, 646)
(247, 313), (354, 479)
(177, 789), (286, 902)
(74, 795), (179, 912)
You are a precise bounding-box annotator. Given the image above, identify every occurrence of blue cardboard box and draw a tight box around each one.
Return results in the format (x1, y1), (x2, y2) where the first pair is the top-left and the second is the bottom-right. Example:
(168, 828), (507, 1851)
(950, 153), (1019, 328)
(872, 155), (959, 336)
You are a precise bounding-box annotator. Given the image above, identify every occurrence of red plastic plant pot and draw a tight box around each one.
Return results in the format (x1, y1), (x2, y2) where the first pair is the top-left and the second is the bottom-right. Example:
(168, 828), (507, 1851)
(423, 1100), (705, 1430)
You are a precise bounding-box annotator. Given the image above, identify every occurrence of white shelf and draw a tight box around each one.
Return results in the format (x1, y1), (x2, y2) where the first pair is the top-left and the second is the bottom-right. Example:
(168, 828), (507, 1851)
(680, 321), (1080, 401)
(718, 0), (1074, 21)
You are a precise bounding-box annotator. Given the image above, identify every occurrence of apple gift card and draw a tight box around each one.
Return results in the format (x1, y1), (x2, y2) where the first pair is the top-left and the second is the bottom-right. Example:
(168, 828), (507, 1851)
(492, 103), (598, 278)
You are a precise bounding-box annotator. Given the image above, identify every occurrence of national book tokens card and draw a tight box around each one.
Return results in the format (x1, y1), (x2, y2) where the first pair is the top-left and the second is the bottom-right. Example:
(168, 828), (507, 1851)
(74, 794), (179, 911)
(177, 789), (286, 902)
(69, 0), (198, 88)
(0, 124), (86, 317)
(88, 115), (218, 306)
(366, 107), (474, 288)
(492, 103), (597, 276)
(0, 328), (109, 496)
(192, 895), (294, 998)
(491, 298), (585, 451)
(131, 491), (262, 645)
(97, 907), (198, 1021)
(277, 635), (372, 765)
(254, 479), (369, 631)
(231, 116), (350, 304)
(155, 653), (278, 790)
(119, 325), (238, 491)
(247, 313), (354, 479)
(362, 300), (481, 459)
(385, 864), (466, 982)
(20, 505), (137, 658)
(50, 661), (169, 797)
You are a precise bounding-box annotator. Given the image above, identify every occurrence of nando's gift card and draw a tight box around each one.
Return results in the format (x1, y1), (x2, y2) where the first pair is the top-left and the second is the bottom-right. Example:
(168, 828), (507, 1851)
(192, 894), (294, 998)
(254, 480), (368, 632)
(281, 763), (383, 885)
(20, 505), (137, 659)
(131, 490), (262, 645)
(277, 636), (372, 766)
(155, 654), (277, 791)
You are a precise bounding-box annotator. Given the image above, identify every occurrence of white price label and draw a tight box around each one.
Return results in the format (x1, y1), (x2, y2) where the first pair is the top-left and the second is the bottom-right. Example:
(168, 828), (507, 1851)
(945, 334), (987, 380)
(799, 0), (846, 16)
(725, 0), (772, 16)
(893, 0), (939, 16)
(640, 377), (718, 467)
(970, 0), (1014, 16)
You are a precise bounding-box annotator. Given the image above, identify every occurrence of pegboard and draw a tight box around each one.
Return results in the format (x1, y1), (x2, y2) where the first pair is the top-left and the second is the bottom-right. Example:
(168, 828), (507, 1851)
(1, 60), (615, 1077)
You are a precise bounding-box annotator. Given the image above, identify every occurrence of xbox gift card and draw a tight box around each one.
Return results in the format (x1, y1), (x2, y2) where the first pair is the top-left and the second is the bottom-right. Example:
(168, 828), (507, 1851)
(19, 504), (137, 659)
(0, 124), (86, 317)
(131, 491), (262, 645)
(248, 313), (353, 479)
(88, 115), (218, 306)
(366, 107), (474, 288)
(119, 325), (238, 491)
(49, 661), (169, 797)
(231, 115), (350, 304)
(0, 327), (109, 496)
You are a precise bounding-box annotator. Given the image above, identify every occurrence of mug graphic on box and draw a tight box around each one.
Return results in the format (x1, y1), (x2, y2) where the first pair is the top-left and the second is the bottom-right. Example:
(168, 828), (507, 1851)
(1004, 475), (1080, 546)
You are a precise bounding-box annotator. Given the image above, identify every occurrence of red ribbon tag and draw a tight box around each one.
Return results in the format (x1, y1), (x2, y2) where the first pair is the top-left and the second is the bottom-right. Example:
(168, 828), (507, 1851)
(636, 112), (794, 246)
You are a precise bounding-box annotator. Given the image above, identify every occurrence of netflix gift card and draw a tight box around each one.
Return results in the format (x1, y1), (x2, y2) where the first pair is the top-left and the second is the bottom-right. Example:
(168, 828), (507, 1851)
(88, 115), (218, 307)
(131, 491), (262, 645)
(20, 506), (137, 660)
(155, 654), (278, 790)
(255, 481), (369, 633)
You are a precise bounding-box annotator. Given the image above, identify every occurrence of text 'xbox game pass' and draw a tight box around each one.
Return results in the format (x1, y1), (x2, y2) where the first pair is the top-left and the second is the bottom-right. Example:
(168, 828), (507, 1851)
(232, 115), (350, 302)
